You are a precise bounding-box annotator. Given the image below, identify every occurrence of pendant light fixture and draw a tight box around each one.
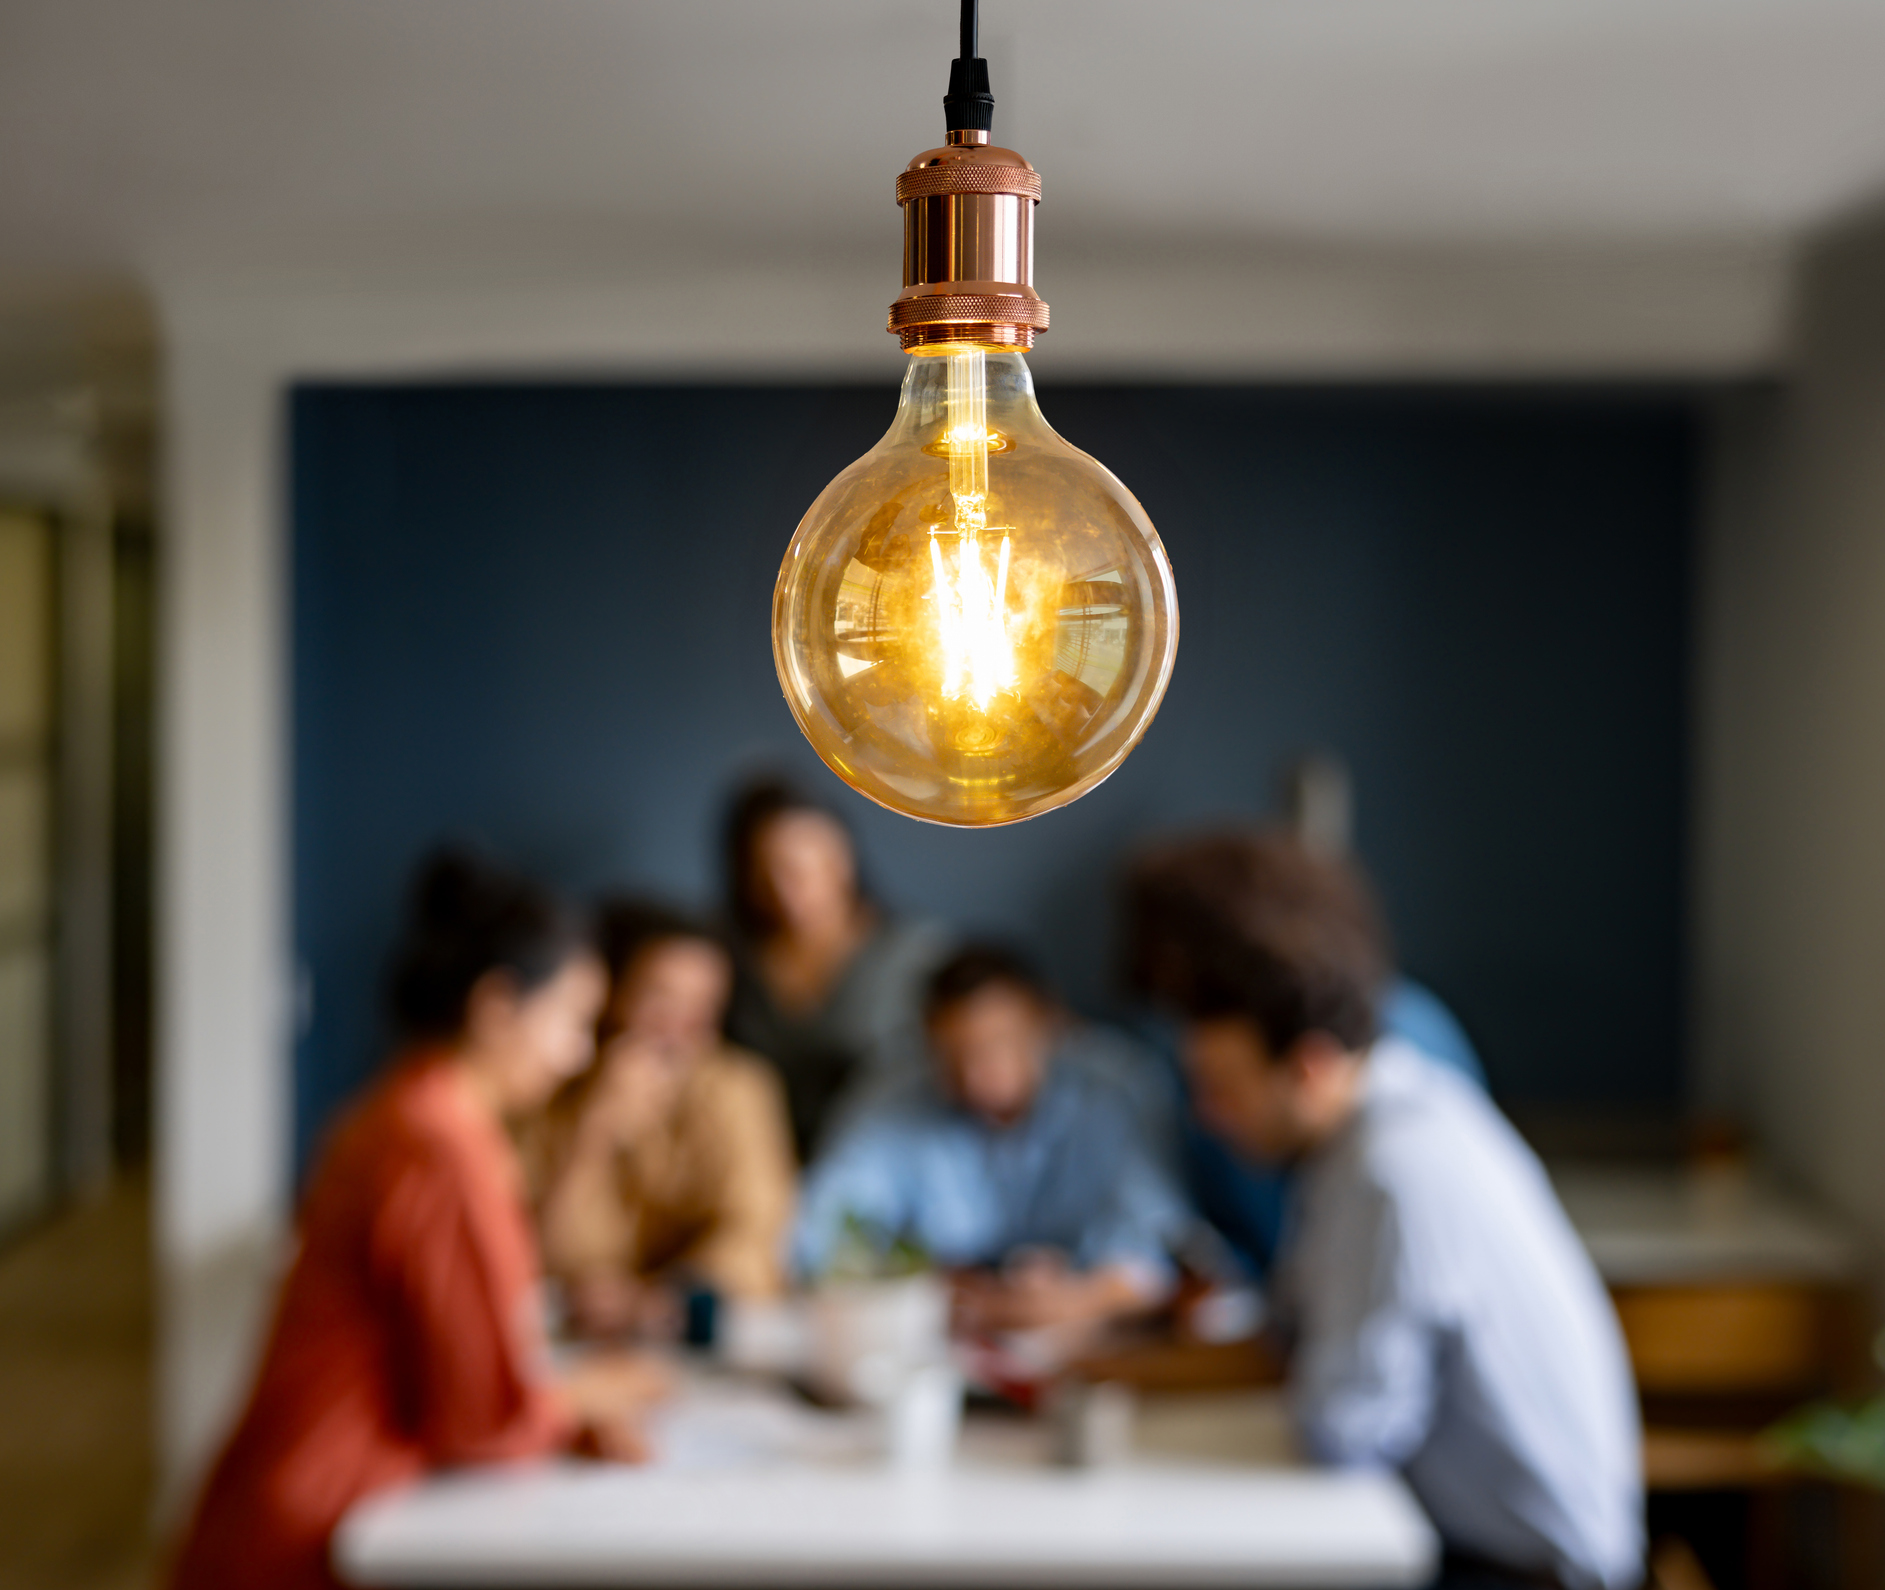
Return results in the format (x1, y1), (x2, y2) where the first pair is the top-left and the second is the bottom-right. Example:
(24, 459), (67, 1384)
(773, 0), (1179, 827)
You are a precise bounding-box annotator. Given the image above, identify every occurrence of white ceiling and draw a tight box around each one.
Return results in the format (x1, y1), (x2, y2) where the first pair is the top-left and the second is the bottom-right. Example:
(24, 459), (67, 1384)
(8, 0), (1885, 270)
(5, 0), (1885, 377)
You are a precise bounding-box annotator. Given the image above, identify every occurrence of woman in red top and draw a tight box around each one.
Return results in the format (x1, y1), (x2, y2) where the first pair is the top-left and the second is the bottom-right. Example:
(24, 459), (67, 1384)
(169, 850), (663, 1590)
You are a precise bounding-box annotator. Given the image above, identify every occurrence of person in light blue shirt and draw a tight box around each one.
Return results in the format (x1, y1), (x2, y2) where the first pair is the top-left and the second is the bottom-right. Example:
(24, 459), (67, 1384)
(794, 945), (1193, 1334)
(1135, 831), (1642, 1590)
(1173, 975), (1485, 1273)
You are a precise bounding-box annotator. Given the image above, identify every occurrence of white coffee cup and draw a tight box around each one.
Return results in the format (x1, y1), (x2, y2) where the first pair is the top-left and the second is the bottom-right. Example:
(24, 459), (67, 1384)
(883, 1360), (965, 1471)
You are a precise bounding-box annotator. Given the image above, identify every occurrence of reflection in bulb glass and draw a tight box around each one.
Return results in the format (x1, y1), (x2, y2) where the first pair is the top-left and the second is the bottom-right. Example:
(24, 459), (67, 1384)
(774, 345), (1179, 827)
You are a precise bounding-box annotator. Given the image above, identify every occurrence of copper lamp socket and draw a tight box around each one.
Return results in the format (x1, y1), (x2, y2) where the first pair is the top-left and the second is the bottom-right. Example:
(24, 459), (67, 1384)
(888, 128), (1048, 351)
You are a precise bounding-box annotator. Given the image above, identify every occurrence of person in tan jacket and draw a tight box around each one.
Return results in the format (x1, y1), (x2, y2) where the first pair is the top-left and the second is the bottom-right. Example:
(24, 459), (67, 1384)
(534, 899), (797, 1336)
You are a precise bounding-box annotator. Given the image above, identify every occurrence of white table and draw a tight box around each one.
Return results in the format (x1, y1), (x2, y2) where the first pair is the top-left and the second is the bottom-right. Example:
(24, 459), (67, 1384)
(337, 1379), (1439, 1588)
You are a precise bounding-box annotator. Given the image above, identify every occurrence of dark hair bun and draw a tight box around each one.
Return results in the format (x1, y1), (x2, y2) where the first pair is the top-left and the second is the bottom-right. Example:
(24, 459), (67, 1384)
(385, 845), (587, 1043)
(411, 849), (500, 927)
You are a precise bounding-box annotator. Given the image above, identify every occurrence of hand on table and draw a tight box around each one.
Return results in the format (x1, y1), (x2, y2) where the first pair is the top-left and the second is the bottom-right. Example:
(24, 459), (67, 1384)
(559, 1349), (672, 1464)
(953, 1251), (1154, 1335)
(579, 1414), (655, 1465)
(567, 1271), (683, 1341)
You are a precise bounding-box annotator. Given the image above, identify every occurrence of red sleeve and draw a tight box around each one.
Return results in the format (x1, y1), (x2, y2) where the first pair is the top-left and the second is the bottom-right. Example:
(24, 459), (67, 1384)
(369, 1145), (575, 1466)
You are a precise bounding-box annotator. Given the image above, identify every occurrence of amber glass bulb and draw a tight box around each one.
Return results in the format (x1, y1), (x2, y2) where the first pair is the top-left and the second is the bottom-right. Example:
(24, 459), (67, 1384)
(774, 345), (1179, 826)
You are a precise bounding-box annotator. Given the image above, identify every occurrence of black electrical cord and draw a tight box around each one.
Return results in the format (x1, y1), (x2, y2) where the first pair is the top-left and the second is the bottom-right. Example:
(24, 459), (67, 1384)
(944, 0), (995, 134)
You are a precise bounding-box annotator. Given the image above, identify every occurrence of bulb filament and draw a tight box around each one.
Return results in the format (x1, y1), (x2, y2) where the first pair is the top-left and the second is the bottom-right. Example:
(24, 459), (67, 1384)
(930, 348), (1017, 714)
(930, 520), (1013, 713)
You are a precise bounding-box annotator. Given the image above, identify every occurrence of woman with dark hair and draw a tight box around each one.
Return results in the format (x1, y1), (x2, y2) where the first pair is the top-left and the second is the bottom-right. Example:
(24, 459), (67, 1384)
(530, 897), (796, 1334)
(721, 777), (950, 1160)
(168, 849), (665, 1590)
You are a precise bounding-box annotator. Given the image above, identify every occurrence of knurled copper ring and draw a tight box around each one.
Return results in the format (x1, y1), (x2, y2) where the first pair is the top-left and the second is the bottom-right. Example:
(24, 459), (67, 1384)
(896, 164), (1043, 204)
(898, 323), (1035, 350)
(887, 293), (1051, 331)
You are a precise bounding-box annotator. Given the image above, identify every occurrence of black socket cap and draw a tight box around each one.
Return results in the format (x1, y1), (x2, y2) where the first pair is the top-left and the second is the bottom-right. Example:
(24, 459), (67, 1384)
(944, 56), (995, 133)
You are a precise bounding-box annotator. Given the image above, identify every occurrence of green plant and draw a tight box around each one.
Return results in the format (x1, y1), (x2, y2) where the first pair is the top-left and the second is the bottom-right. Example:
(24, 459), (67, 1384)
(1764, 1398), (1885, 1488)
(823, 1211), (933, 1283)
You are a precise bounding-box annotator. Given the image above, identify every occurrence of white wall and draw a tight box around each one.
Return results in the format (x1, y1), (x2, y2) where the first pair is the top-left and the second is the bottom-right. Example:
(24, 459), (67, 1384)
(1695, 205), (1885, 1281)
(155, 302), (293, 1495)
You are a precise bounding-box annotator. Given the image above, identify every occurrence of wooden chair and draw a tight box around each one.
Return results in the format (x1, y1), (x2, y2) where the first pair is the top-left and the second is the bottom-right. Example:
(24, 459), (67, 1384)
(1614, 1279), (1876, 1590)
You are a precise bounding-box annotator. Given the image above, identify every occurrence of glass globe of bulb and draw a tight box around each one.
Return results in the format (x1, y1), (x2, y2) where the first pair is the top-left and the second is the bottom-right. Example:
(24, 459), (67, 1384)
(774, 344), (1179, 826)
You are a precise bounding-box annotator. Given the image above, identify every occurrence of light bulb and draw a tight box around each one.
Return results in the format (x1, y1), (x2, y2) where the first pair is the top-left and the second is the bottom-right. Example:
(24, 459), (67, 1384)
(774, 343), (1178, 826)
(769, 21), (1179, 828)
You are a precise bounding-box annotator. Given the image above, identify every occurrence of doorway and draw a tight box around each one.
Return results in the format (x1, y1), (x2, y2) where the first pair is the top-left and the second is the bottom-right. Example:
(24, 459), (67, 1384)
(0, 509), (56, 1233)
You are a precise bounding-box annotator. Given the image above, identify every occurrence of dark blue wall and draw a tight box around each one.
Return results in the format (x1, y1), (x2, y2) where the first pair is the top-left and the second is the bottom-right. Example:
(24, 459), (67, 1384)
(291, 381), (1696, 1173)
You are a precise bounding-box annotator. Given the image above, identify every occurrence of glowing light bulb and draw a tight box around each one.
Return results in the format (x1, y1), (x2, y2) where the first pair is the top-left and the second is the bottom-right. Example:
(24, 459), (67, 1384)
(773, 342), (1179, 826)
(771, 6), (1178, 825)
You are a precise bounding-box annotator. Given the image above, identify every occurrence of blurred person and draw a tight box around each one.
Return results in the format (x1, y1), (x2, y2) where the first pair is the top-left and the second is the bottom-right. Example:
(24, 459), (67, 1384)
(1137, 831), (1641, 1590)
(167, 850), (666, 1590)
(722, 776), (951, 1158)
(1128, 848), (1487, 1274)
(532, 899), (796, 1335)
(794, 944), (1192, 1338)
(1149, 981), (1486, 1279)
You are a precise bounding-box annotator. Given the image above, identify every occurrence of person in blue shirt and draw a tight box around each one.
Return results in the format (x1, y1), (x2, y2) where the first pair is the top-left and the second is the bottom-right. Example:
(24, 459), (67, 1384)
(793, 944), (1193, 1335)
(1132, 830), (1642, 1590)
(1380, 979), (1484, 1082)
